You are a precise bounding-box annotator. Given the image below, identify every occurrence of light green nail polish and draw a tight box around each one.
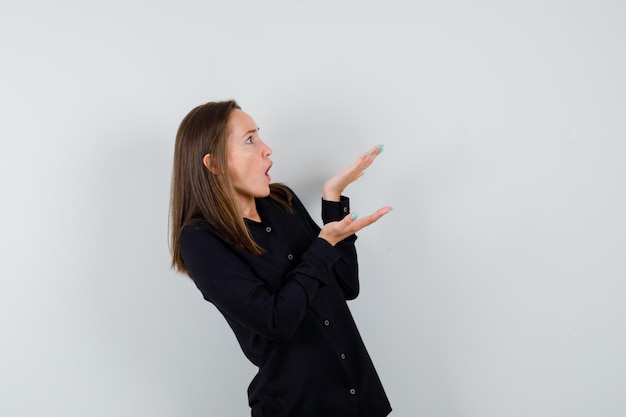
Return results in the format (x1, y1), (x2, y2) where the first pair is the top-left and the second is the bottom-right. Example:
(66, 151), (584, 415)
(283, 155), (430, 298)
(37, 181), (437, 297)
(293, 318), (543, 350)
(350, 213), (359, 220)
(365, 151), (370, 157)
(377, 144), (385, 153)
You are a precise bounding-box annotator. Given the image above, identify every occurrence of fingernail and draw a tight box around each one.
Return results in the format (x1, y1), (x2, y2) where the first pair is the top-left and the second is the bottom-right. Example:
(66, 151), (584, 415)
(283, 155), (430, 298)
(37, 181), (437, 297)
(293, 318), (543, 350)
(350, 213), (359, 220)
(365, 151), (370, 157)
(377, 144), (385, 153)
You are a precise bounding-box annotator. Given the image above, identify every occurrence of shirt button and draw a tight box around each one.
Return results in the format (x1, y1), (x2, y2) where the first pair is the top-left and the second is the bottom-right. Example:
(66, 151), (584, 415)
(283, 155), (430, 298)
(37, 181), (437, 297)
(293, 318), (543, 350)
(287, 254), (294, 260)
(324, 320), (330, 326)
(341, 353), (346, 360)
(265, 227), (272, 232)
(343, 207), (348, 213)
(349, 388), (356, 395)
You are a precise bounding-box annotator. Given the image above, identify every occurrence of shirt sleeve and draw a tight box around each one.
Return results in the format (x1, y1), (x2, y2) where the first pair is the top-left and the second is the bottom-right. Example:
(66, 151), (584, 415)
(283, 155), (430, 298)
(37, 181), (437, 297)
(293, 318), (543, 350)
(321, 197), (360, 300)
(180, 223), (340, 343)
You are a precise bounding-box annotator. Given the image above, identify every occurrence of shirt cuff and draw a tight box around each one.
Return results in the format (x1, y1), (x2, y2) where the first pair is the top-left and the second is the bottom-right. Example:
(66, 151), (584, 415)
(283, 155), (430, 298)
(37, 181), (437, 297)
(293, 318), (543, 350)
(321, 196), (350, 224)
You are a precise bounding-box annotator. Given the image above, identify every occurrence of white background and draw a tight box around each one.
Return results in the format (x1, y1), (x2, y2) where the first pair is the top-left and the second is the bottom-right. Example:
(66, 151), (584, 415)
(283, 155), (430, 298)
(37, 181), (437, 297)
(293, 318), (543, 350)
(1, 1), (625, 416)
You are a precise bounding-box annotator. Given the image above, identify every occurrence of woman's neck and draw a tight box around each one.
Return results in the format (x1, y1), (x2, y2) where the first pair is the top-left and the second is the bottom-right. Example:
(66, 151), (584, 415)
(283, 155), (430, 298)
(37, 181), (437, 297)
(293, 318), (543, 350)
(238, 196), (261, 222)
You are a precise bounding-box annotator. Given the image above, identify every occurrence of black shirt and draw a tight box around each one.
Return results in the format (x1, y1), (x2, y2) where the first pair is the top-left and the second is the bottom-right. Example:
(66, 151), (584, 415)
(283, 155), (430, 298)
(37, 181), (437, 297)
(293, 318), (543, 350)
(179, 188), (392, 417)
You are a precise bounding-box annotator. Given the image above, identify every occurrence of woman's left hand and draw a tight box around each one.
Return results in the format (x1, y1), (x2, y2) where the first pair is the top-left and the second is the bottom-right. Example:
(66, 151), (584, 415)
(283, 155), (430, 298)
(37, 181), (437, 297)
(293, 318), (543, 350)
(323, 144), (385, 201)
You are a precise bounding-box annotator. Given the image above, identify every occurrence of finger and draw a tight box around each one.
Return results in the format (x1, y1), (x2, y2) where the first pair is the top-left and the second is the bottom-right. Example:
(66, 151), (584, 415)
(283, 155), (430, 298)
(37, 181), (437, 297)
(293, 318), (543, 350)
(347, 206), (392, 232)
(356, 144), (385, 171)
(367, 144), (385, 157)
(360, 206), (393, 224)
(326, 145), (386, 197)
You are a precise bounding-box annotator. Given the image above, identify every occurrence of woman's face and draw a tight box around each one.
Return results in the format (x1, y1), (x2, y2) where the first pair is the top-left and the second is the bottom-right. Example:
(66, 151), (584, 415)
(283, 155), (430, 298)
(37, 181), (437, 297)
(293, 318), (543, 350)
(225, 109), (273, 202)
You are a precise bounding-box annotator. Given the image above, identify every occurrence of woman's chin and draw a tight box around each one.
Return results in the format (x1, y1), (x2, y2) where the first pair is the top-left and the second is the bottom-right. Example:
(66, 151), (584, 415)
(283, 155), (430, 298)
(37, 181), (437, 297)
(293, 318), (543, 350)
(258, 185), (271, 197)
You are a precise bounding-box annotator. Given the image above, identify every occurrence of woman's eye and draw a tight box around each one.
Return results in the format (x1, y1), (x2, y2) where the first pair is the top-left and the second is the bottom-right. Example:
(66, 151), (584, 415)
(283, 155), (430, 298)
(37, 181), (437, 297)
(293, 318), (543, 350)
(246, 136), (254, 144)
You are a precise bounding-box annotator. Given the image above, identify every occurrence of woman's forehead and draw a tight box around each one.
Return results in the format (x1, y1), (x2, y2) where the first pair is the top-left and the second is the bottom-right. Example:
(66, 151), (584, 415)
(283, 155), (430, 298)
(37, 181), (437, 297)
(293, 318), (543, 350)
(228, 109), (259, 136)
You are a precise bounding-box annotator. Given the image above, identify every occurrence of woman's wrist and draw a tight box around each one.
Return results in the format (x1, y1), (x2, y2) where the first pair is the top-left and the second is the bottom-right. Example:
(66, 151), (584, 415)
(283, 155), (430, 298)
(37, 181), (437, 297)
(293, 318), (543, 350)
(318, 231), (338, 246)
(322, 187), (341, 202)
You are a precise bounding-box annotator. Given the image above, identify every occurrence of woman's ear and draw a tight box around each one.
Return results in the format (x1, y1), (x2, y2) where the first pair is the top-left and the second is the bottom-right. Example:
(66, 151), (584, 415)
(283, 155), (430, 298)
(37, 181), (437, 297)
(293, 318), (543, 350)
(202, 153), (218, 174)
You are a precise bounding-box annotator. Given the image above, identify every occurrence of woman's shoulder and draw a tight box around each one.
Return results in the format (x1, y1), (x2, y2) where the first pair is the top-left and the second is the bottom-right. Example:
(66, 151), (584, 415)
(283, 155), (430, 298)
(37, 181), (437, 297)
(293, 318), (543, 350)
(180, 220), (223, 247)
(181, 218), (210, 231)
(179, 220), (248, 265)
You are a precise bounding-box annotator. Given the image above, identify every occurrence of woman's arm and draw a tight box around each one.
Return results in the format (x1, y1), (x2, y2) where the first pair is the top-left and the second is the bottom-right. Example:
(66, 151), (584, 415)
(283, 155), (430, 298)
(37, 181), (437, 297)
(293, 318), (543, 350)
(317, 145), (392, 298)
(321, 197), (360, 299)
(289, 191), (360, 299)
(180, 223), (338, 343)
(318, 145), (391, 246)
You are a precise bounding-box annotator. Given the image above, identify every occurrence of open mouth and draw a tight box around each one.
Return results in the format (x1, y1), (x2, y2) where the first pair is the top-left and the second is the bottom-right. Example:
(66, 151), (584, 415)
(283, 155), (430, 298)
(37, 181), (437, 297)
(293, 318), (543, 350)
(265, 163), (272, 182)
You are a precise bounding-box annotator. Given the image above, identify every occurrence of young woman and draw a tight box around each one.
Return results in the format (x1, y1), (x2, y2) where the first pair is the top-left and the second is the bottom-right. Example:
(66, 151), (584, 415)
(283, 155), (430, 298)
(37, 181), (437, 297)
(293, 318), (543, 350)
(170, 100), (393, 417)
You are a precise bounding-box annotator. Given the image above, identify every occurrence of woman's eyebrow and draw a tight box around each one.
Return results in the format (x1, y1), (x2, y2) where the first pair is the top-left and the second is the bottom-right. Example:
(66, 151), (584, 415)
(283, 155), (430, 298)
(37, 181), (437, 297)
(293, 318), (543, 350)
(242, 127), (259, 137)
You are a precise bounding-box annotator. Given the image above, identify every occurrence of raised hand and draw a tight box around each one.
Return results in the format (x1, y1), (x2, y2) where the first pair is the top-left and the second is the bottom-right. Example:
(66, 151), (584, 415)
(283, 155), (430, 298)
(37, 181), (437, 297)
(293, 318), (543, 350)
(318, 144), (390, 246)
(323, 144), (385, 202)
(318, 206), (393, 246)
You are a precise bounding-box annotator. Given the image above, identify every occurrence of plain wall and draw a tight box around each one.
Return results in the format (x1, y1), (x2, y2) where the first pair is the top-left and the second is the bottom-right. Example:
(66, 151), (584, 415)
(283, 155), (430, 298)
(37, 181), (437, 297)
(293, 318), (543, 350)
(1, 0), (625, 416)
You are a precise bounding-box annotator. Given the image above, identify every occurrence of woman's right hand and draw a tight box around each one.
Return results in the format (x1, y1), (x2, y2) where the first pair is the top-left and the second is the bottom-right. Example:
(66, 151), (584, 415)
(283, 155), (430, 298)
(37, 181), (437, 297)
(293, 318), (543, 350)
(323, 144), (385, 202)
(318, 206), (393, 246)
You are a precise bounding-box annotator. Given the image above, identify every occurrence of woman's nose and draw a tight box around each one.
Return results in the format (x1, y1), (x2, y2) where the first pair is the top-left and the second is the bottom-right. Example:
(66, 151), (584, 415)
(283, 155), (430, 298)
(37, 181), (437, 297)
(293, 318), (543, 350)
(263, 141), (272, 157)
